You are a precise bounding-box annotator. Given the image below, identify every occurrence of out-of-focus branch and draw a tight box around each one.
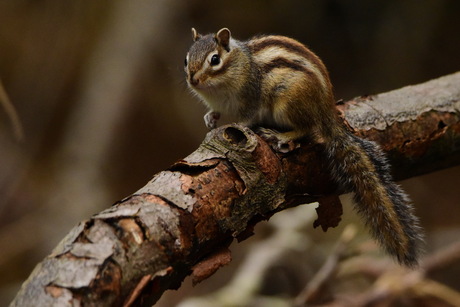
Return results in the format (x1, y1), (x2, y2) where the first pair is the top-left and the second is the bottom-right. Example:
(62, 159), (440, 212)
(294, 224), (358, 306)
(0, 0), (180, 268)
(293, 230), (460, 307)
(10, 72), (460, 306)
(0, 79), (23, 141)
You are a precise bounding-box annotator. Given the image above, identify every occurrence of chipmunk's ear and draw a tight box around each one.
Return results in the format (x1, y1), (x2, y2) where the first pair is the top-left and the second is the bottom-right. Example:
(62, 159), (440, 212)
(216, 28), (231, 51)
(191, 28), (201, 41)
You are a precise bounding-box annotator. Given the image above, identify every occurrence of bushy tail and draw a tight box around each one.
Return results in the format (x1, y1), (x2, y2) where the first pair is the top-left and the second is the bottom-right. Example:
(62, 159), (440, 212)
(326, 130), (423, 266)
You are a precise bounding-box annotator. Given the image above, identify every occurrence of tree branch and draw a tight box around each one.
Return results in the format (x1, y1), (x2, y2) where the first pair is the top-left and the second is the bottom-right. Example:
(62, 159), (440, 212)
(338, 71), (460, 179)
(11, 72), (460, 306)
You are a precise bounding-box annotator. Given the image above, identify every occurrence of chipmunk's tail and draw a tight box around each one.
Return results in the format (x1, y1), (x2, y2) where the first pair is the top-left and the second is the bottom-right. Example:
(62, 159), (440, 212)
(325, 130), (423, 266)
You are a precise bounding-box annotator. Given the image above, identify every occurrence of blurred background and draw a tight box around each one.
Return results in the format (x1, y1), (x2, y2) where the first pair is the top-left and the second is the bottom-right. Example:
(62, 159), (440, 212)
(1, 0), (460, 306)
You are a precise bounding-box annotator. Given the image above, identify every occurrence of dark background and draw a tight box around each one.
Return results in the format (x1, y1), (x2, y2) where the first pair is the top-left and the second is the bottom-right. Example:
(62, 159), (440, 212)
(1, 1), (459, 305)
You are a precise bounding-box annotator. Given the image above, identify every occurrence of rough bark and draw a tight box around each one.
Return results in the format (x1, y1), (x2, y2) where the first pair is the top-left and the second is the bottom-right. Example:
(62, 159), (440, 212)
(11, 72), (460, 306)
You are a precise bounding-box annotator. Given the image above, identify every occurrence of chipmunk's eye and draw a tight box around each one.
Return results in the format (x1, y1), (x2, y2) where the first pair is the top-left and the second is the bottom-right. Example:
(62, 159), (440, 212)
(184, 57), (187, 67)
(210, 54), (220, 66)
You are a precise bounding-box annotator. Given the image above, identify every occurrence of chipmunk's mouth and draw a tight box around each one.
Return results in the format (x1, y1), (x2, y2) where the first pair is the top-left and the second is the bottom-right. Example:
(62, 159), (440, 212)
(188, 70), (215, 90)
(189, 78), (212, 91)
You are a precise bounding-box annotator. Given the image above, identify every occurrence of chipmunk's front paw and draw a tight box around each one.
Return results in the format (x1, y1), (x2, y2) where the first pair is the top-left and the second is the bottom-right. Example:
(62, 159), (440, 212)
(204, 111), (220, 130)
(256, 127), (296, 153)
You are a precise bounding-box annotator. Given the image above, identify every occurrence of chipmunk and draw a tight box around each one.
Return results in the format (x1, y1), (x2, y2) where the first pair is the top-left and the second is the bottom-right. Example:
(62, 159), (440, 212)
(184, 28), (423, 266)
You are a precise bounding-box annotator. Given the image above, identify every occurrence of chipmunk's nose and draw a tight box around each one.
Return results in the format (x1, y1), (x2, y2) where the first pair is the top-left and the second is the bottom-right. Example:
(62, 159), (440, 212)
(189, 73), (199, 86)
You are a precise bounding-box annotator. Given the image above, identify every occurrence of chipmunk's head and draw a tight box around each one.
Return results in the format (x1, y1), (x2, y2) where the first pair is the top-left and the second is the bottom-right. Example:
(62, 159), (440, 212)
(184, 28), (243, 92)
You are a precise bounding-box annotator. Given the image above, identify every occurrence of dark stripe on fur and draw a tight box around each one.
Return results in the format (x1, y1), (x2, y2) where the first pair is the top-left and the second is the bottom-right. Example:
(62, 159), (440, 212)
(249, 37), (329, 78)
(260, 57), (314, 76)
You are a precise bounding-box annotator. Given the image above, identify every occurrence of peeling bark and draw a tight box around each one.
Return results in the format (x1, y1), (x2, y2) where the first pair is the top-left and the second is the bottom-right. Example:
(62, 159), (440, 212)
(10, 72), (460, 306)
